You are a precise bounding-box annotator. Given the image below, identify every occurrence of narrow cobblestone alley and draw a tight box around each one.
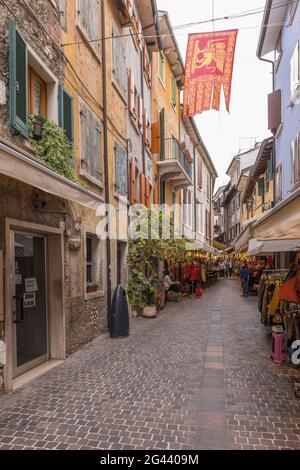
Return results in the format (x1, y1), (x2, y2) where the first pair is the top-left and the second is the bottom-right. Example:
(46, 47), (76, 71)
(0, 279), (300, 451)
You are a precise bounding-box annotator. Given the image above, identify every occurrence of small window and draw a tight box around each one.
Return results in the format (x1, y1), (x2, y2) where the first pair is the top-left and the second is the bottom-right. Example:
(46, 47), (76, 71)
(158, 51), (165, 85)
(29, 67), (47, 117)
(85, 233), (101, 295)
(170, 73), (177, 108)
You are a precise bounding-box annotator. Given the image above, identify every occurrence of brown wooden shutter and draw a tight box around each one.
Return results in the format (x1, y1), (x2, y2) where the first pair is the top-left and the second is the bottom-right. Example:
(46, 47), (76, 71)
(140, 173), (145, 205)
(130, 158), (136, 205)
(129, 69), (135, 115)
(144, 109), (150, 146)
(268, 89), (281, 131)
(198, 159), (202, 189)
(151, 122), (160, 153)
(145, 179), (151, 208)
(138, 95), (143, 129)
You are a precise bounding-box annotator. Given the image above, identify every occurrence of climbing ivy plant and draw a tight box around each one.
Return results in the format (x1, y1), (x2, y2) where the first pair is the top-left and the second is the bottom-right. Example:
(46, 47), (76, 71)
(28, 116), (79, 184)
(127, 208), (186, 310)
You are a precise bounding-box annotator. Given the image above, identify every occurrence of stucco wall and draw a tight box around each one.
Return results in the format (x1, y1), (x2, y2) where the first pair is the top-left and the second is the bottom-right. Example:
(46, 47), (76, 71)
(275, 4), (300, 197)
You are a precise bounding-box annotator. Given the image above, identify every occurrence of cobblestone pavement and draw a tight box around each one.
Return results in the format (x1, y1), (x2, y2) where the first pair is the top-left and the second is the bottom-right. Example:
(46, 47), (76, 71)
(0, 279), (300, 450)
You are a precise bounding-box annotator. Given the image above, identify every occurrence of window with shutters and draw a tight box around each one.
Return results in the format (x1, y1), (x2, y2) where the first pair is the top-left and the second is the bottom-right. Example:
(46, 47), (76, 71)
(77, 0), (99, 50)
(111, 26), (126, 98)
(158, 52), (165, 86)
(9, 21), (60, 139)
(291, 133), (300, 185)
(290, 40), (300, 102)
(80, 101), (102, 184)
(114, 141), (127, 197)
(170, 73), (177, 109)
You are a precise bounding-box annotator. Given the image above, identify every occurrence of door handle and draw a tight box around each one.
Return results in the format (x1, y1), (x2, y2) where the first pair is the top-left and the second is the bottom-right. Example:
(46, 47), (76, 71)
(13, 295), (24, 323)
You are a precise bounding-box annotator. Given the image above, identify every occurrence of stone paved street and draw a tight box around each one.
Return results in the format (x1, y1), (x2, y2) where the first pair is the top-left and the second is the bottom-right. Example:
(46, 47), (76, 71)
(0, 279), (300, 450)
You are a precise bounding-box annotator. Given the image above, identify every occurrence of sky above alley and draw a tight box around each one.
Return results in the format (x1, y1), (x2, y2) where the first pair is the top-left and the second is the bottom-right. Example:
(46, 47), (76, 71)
(157, 0), (272, 190)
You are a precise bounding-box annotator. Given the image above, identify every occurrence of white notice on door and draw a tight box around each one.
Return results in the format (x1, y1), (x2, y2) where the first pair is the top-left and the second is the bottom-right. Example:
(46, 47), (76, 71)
(23, 292), (36, 309)
(25, 277), (38, 293)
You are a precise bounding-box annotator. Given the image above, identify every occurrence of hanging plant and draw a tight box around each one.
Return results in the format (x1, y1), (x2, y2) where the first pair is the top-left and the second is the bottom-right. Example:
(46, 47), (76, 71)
(28, 116), (81, 185)
(127, 208), (186, 310)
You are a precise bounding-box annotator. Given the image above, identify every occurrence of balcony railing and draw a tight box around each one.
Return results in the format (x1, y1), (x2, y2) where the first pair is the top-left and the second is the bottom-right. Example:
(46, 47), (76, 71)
(168, 137), (193, 181)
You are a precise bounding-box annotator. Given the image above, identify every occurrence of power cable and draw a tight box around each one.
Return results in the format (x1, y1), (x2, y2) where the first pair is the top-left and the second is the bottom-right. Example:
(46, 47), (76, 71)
(60, 0), (298, 47)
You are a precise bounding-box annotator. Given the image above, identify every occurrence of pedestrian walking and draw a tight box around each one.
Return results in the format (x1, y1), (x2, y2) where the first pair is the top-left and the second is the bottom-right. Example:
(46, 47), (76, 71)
(229, 260), (233, 277)
(240, 262), (249, 297)
(225, 260), (230, 279)
(219, 260), (225, 278)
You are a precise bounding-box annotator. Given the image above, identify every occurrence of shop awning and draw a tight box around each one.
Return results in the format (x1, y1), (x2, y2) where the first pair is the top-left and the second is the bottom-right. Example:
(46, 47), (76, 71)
(253, 190), (300, 240)
(248, 238), (300, 256)
(213, 240), (226, 251)
(186, 241), (204, 251)
(0, 139), (104, 211)
(235, 225), (250, 253)
(186, 240), (215, 254)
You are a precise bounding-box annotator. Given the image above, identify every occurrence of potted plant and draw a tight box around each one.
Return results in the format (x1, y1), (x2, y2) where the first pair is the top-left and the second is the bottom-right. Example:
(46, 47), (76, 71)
(142, 284), (157, 318)
(31, 114), (46, 140)
(87, 282), (98, 293)
(167, 291), (182, 302)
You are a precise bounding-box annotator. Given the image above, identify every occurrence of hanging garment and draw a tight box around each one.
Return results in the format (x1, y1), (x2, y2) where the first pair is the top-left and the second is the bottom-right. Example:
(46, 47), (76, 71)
(269, 281), (281, 317)
(258, 276), (266, 313)
(279, 277), (300, 304)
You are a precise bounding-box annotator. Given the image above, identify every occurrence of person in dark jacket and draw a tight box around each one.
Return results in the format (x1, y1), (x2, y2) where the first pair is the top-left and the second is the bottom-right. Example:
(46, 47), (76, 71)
(240, 263), (249, 297)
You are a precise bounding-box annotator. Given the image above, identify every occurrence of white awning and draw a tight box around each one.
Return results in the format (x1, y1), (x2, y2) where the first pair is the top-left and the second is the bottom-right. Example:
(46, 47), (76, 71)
(253, 191), (300, 240)
(0, 139), (104, 211)
(248, 238), (300, 256)
(235, 225), (250, 253)
(185, 241), (215, 254)
(186, 241), (204, 251)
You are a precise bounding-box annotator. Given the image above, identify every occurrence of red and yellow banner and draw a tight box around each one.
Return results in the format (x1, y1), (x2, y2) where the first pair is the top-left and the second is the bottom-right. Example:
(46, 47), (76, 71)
(183, 30), (238, 119)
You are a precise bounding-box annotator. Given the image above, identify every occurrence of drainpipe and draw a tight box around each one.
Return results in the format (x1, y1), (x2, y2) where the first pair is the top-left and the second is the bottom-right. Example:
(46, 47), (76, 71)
(140, 43), (146, 177)
(101, 0), (112, 330)
(193, 145), (197, 239)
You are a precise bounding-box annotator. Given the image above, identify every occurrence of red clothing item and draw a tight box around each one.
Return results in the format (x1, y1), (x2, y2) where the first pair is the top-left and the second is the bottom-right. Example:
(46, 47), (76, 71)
(189, 265), (198, 281)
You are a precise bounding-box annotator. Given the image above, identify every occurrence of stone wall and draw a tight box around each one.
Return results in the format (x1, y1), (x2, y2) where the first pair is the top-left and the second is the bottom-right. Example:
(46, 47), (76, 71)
(0, 0), (63, 142)
(0, 176), (108, 389)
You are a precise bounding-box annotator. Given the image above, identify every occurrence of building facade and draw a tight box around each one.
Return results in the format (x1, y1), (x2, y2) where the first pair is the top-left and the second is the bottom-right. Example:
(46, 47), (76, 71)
(222, 145), (260, 250)
(0, 0), (217, 392)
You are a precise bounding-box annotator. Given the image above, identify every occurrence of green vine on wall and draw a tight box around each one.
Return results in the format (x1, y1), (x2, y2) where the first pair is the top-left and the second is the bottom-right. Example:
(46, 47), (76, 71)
(28, 116), (80, 185)
(127, 208), (186, 310)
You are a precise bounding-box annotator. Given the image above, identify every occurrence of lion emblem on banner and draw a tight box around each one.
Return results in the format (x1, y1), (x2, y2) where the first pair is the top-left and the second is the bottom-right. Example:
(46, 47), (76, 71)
(192, 39), (227, 74)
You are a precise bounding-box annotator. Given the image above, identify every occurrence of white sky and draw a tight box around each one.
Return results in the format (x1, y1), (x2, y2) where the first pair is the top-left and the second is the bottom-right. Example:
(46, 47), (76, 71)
(157, 0), (272, 190)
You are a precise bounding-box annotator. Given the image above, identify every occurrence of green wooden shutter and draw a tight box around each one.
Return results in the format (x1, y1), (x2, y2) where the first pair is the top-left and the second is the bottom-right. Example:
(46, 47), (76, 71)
(9, 20), (28, 138)
(258, 177), (265, 196)
(58, 85), (74, 145)
(266, 158), (273, 182)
